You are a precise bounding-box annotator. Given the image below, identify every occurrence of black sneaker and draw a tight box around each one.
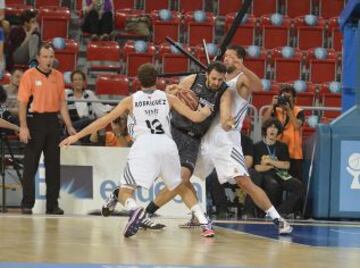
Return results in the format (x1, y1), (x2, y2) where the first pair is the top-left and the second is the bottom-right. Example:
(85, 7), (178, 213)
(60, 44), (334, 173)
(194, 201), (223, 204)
(46, 207), (64, 215)
(140, 214), (166, 230)
(123, 207), (144, 238)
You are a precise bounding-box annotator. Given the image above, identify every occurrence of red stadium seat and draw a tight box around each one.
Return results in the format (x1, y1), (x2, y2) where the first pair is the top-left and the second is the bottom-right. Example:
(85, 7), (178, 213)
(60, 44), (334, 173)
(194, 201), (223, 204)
(295, 16), (326, 50)
(144, 0), (169, 13)
(35, 0), (61, 8)
(319, 0), (345, 18)
(158, 43), (190, 73)
(87, 41), (122, 73)
(151, 10), (181, 44)
(328, 17), (342, 51)
(217, 0), (242, 16)
(225, 13), (258, 46)
(252, 0), (277, 17)
(113, 0), (136, 10)
(308, 48), (337, 83)
(321, 82), (342, 118)
(115, 9), (146, 31)
(5, 4), (34, 17)
(272, 47), (305, 82)
(95, 74), (130, 96)
(53, 39), (79, 73)
(184, 11), (215, 46)
(261, 14), (292, 49)
(123, 41), (156, 77)
(244, 46), (269, 79)
(39, 7), (71, 40)
(5, 0), (25, 5)
(285, 0), (312, 18)
(178, 0), (203, 13)
(193, 43), (219, 65)
(252, 81), (281, 111)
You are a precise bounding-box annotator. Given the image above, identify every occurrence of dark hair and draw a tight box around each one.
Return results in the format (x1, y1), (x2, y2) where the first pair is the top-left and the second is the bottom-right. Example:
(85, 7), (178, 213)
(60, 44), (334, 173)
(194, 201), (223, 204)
(261, 118), (283, 136)
(207, 61), (227, 74)
(137, 63), (158, 88)
(37, 43), (55, 56)
(227, 44), (246, 59)
(71, 70), (86, 82)
(0, 85), (7, 104)
(280, 85), (296, 98)
(20, 9), (38, 25)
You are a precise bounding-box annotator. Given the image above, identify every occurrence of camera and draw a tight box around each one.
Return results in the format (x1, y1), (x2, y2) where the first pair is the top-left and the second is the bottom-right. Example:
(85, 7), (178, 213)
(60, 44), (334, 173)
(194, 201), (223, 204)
(277, 95), (290, 106)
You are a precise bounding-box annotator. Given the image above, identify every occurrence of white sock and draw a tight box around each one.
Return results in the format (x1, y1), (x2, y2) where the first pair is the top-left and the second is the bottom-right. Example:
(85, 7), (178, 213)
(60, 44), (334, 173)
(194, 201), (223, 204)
(124, 198), (139, 211)
(190, 204), (208, 225)
(266, 206), (281, 220)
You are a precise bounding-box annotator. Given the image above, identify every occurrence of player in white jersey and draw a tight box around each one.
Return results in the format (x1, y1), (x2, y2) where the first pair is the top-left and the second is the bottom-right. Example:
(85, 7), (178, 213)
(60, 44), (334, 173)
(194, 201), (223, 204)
(195, 45), (293, 234)
(60, 63), (214, 238)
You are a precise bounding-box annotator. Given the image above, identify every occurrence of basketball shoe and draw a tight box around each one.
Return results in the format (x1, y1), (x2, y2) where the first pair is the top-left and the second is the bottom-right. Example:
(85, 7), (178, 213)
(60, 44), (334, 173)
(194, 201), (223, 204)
(140, 213), (166, 230)
(274, 218), (293, 235)
(123, 207), (144, 238)
(178, 212), (201, 228)
(101, 187), (119, 217)
(201, 220), (215, 238)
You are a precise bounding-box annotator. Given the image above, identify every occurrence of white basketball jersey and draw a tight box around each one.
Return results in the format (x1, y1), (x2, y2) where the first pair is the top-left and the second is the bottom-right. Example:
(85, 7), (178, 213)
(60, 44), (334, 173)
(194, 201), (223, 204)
(225, 72), (249, 130)
(127, 90), (171, 140)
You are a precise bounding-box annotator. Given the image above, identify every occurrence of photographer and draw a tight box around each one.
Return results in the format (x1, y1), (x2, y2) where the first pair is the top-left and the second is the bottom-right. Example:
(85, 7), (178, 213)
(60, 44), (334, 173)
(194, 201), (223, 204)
(263, 85), (304, 181)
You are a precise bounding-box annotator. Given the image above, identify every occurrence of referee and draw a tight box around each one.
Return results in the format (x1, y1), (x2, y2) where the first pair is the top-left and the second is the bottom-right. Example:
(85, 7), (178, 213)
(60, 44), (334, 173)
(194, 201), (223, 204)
(18, 43), (76, 215)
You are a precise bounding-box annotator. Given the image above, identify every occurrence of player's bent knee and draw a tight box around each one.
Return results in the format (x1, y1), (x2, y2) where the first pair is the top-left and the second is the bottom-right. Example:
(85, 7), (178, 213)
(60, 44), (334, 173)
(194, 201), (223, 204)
(235, 176), (253, 191)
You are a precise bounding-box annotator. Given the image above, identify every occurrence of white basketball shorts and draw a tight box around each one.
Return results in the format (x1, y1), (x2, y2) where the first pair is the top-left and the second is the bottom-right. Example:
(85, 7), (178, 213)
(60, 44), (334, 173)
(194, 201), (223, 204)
(194, 125), (249, 184)
(120, 134), (182, 190)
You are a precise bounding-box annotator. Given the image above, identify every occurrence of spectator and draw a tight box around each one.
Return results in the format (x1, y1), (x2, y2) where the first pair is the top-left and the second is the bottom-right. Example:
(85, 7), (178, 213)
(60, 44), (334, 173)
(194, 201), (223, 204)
(6, 9), (40, 71)
(254, 118), (305, 218)
(89, 116), (132, 147)
(263, 85), (305, 181)
(65, 70), (112, 132)
(3, 68), (23, 115)
(18, 44), (76, 215)
(81, 0), (114, 40)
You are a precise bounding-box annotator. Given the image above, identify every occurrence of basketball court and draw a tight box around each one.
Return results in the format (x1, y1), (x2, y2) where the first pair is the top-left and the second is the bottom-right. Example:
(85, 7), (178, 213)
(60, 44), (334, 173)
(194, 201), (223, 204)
(0, 215), (359, 268)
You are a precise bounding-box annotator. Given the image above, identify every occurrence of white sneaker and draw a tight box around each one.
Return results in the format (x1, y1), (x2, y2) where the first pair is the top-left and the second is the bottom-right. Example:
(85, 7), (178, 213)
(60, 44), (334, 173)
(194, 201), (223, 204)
(275, 218), (293, 235)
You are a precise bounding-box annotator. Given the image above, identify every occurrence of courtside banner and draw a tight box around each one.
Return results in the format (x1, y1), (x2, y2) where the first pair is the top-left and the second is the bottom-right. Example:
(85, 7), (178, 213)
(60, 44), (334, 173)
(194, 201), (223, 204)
(33, 146), (206, 217)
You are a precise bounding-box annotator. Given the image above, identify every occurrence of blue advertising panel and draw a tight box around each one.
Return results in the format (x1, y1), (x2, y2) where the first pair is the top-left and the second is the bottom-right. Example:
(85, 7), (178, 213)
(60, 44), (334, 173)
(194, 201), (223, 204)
(339, 140), (360, 212)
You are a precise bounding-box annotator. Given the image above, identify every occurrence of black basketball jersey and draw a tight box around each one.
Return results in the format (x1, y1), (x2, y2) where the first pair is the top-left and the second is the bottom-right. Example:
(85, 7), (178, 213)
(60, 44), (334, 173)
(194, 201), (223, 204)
(171, 73), (228, 138)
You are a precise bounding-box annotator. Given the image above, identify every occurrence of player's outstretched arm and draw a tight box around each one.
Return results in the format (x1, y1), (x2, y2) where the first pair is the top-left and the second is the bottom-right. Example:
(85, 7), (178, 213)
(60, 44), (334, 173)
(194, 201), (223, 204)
(167, 94), (211, 123)
(234, 58), (262, 92)
(165, 74), (197, 95)
(60, 96), (133, 147)
(220, 89), (235, 131)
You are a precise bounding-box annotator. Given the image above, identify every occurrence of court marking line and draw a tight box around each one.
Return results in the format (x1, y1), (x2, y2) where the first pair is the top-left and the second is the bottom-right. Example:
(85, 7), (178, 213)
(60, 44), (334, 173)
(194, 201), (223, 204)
(215, 223), (360, 249)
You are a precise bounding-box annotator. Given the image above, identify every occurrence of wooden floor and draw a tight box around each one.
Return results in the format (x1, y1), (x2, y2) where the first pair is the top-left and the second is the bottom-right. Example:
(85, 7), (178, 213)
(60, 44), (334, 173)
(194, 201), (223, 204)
(0, 215), (359, 268)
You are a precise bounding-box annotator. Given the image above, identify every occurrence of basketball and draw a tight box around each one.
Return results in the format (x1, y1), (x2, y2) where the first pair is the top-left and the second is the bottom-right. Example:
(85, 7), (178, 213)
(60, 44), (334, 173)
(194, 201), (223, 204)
(176, 89), (199, 111)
